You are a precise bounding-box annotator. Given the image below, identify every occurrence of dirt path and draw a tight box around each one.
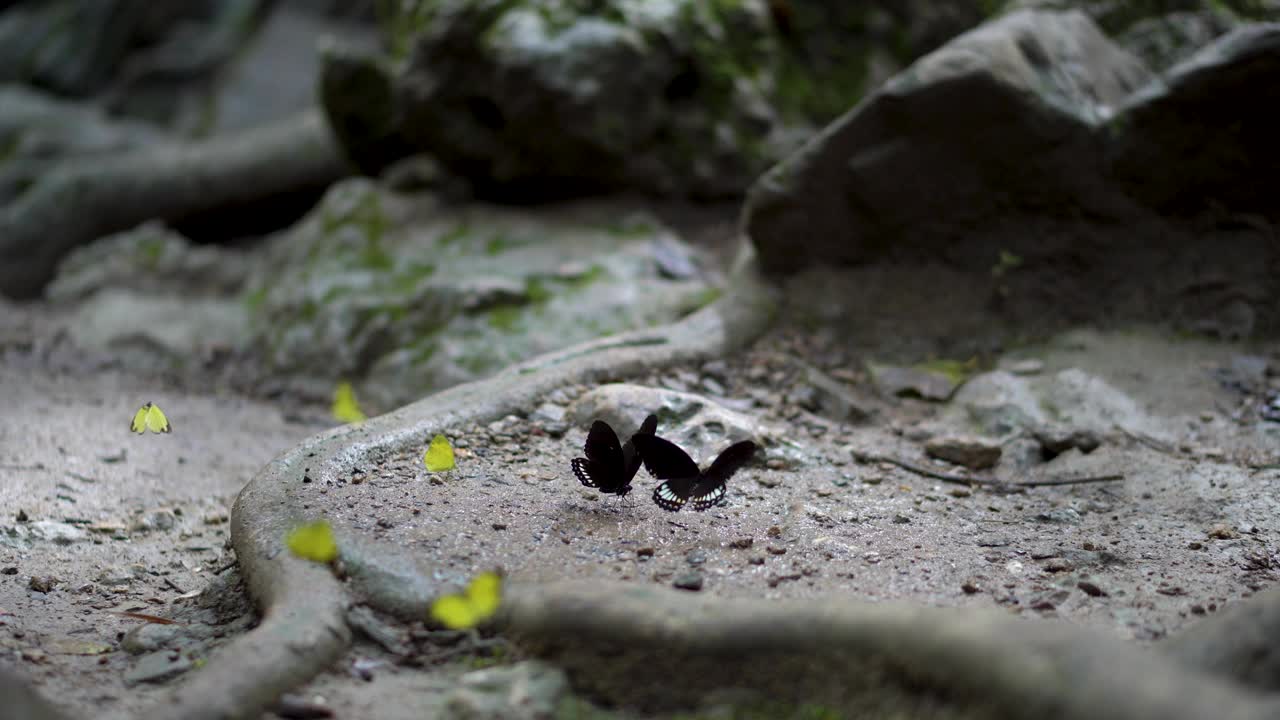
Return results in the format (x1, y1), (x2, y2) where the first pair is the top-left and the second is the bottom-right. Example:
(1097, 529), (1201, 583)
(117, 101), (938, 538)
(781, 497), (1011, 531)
(0, 301), (320, 719)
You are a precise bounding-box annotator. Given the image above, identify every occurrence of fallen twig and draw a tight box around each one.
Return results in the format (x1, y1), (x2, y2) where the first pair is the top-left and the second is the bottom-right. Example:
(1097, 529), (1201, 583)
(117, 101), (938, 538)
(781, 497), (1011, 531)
(849, 449), (1124, 491)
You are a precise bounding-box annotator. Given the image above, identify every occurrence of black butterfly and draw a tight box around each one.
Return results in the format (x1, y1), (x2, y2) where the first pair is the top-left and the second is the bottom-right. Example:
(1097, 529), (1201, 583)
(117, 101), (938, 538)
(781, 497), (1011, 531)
(632, 434), (757, 512)
(571, 414), (658, 498)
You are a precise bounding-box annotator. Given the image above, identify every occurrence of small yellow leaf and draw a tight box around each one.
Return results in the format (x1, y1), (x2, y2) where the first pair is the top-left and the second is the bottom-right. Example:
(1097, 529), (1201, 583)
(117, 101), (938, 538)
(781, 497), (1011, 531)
(423, 434), (455, 472)
(429, 571), (502, 629)
(285, 520), (338, 563)
(332, 381), (367, 424)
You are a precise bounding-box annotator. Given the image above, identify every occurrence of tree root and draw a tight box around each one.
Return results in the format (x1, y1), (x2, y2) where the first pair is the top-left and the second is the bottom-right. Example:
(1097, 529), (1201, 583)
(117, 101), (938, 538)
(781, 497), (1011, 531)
(139, 248), (779, 720)
(0, 108), (347, 299)
(502, 580), (1280, 720)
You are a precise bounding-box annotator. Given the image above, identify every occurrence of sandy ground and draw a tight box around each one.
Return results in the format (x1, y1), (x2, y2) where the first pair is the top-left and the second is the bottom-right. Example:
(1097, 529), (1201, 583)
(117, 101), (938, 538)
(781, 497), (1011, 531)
(0, 302), (322, 719)
(1, 291), (1278, 719)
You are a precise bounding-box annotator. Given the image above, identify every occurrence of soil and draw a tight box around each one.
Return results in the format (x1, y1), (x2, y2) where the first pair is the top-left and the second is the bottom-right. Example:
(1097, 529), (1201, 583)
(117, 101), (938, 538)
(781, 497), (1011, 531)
(0, 301), (322, 720)
(320, 328), (1280, 645)
(2, 269), (1279, 718)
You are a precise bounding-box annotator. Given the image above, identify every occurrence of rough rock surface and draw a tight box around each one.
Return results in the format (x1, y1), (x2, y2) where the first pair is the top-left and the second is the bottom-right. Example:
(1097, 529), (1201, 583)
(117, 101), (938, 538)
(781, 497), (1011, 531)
(743, 10), (1280, 336)
(324, 0), (993, 199)
(245, 180), (722, 408)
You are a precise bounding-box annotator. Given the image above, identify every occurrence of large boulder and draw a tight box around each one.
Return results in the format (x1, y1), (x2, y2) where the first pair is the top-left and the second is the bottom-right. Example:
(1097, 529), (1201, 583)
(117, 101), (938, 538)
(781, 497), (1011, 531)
(1004, 0), (1280, 70)
(1109, 22), (1280, 216)
(323, 0), (997, 199)
(744, 9), (1153, 274)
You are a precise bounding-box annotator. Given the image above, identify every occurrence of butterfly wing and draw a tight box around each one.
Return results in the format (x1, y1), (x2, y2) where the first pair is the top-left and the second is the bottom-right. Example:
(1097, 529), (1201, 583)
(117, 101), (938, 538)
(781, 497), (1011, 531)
(572, 421), (625, 491)
(652, 476), (699, 511)
(621, 414), (658, 483)
(687, 440), (756, 512)
(130, 403), (150, 434)
(145, 404), (172, 434)
(631, 433), (700, 481)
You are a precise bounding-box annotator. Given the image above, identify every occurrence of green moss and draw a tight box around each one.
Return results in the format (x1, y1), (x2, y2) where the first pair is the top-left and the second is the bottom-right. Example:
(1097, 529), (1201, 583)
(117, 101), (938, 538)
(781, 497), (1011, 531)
(438, 221), (471, 248)
(137, 235), (167, 270)
(524, 277), (553, 304)
(486, 232), (513, 256)
(566, 264), (608, 289)
(488, 304), (523, 332)
(242, 286), (269, 313)
(678, 286), (724, 315)
(914, 357), (979, 385)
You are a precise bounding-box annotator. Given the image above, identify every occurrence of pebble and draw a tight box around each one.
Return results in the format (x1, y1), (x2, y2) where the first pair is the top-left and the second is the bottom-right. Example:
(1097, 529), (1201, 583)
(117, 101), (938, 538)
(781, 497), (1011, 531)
(756, 476), (782, 488)
(1036, 508), (1083, 525)
(1207, 524), (1237, 540)
(892, 514), (911, 524)
(700, 377), (726, 396)
(130, 510), (176, 533)
(122, 624), (183, 655)
(1007, 359), (1044, 375)
(727, 538), (753, 549)
(28, 576), (58, 593)
(1077, 581), (1108, 597)
(123, 651), (194, 686)
(961, 580), (981, 594)
(685, 550), (707, 566)
(924, 435), (1002, 470)
(672, 573), (703, 591)
(28, 520), (88, 545)
(766, 546), (787, 555)
(636, 547), (655, 559)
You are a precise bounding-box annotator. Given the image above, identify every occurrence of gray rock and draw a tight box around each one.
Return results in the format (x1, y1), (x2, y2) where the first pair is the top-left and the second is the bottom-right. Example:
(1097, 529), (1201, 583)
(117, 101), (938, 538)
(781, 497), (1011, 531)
(333, 1), (990, 199)
(121, 624), (183, 655)
(924, 435), (1003, 470)
(47, 223), (249, 303)
(868, 363), (959, 402)
(950, 371), (1049, 435)
(246, 180), (717, 408)
(803, 364), (878, 422)
(28, 521), (88, 545)
(673, 572), (704, 591)
(123, 650), (194, 686)
(1110, 23), (1280, 221)
(568, 383), (779, 463)
(130, 510), (177, 534)
(443, 660), (569, 720)
(530, 403), (566, 424)
(745, 9), (1151, 274)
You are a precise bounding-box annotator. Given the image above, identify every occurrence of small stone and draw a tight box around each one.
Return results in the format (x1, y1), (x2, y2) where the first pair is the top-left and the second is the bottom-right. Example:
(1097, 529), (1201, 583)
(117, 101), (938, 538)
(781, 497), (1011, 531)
(122, 624), (183, 655)
(949, 488), (971, 498)
(130, 510), (176, 534)
(767, 526), (782, 538)
(636, 547), (655, 559)
(747, 556), (765, 565)
(765, 458), (786, 471)
(491, 523), (507, 531)
(28, 576), (58, 593)
(766, 546), (787, 555)
(1187, 541), (1204, 550)
(867, 363), (958, 401)
(201, 512), (228, 526)
(15, 509), (28, 522)
(685, 550), (707, 566)
(1006, 359), (1044, 375)
(1207, 524), (1237, 540)
(1077, 581), (1108, 597)
(672, 573), (703, 591)
(756, 475), (782, 488)
(924, 435), (1002, 470)
(767, 573), (803, 588)
(961, 580), (982, 595)
(727, 538), (753, 549)
(700, 377), (726, 396)
(1, 567), (17, 575)
(1190, 604), (1206, 615)
(28, 520), (88, 544)
(1036, 508), (1082, 525)
(445, 660), (568, 719)
(892, 514), (911, 524)
(123, 651), (194, 686)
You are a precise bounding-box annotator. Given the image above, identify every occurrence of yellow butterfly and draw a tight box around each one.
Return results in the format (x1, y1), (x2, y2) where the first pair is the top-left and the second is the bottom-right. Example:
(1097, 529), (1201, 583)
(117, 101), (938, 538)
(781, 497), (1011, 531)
(430, 571), (502, 629)
(285, 520), (339, 563)
(423, 434), (455, 472)
(130, 402), (171, 434)
(332, 381), (367, 423)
